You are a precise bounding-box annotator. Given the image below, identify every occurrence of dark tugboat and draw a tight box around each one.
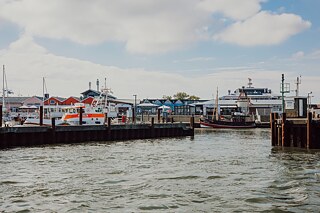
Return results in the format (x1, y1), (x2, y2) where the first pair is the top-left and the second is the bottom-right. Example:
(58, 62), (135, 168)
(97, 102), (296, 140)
(200, 88), (256, 129)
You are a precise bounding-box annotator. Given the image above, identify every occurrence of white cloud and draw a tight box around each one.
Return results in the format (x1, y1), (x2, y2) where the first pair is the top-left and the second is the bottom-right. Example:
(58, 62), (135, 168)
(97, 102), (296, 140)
(214, 11), (311, 46)
(0, 0), (311, 54)
(197, 0), (263, 20)
(1, 36), (320, 101)
(0, 0), (210, 54)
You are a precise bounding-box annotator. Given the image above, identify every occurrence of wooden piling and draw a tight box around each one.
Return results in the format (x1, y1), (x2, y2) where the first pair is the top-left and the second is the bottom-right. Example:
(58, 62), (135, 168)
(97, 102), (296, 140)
(79, 107), (83, 125)
(190, 116), (194, 130)
(51, 118), (56, 130)
(40, 106), (43, 126)
(107, 117), (111, 140)
(270, 113), (275, 146)
(157, 109), (161, 123)
(307, 112), (312, 149)
(132, 108), (135, 123)
(0, 104), (2, 127)
(282, 113), (288, 147)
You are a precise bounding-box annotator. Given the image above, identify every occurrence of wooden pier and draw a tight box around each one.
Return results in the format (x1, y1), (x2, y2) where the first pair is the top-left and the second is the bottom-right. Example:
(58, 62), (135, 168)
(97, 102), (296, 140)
(0, 117), (194, 149)
(270, 112), (320, 149)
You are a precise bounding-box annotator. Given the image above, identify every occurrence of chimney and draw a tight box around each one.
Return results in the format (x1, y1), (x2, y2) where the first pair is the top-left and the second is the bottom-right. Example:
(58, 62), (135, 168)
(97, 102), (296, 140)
(96, 79), (99, 91)
(89, 82), (91, 90)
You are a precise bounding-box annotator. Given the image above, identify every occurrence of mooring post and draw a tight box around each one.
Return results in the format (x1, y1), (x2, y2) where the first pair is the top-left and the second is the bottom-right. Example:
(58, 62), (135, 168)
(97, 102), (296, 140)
(281, 113), (287, 147)
(274, 113), (279, 146)
(157, 108), (161, 123)
(51, 118), (56, 130)
(270, 112), (275, 146)
(79, 107), (83, 125)
(104, 113), (108, 124)
(51, 117), (56, 144)
(132, 107), (135, 124)
(307, 111), (312, 149)
(0, 104), (2, 127)
(40, 105), (43, 126)
(190, 116), (194, 129)
(107, 117), (111, 140)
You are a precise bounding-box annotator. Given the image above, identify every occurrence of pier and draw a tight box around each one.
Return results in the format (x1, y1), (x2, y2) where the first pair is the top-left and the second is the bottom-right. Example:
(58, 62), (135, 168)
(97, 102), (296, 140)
(270, 112), (320, 149)
(0, 117), (194, 149)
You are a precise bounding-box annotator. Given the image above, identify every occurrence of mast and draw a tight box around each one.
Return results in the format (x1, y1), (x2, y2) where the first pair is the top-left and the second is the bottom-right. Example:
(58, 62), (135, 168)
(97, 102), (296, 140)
(42, 77), (45, 106)
(2, 65), (5, 109)
(214, 87), (219, 121)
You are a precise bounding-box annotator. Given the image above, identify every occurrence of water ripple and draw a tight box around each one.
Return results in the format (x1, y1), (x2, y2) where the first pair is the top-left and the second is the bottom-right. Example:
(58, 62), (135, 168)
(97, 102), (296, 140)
(0, 129), (319, 212)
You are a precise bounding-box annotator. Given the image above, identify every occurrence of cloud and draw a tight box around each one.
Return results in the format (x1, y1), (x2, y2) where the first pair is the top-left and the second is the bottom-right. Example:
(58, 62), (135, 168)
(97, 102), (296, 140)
(1, 35), (320, 101)
(0, 0), (311, 54)
(0, 0), (210, 54)
(213, 11), (311, 46)
(197, 0), (263, 20)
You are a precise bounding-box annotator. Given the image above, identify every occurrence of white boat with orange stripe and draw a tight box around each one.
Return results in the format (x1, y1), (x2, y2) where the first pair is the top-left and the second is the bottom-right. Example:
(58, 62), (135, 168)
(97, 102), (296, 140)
(60, 103), (106, 125)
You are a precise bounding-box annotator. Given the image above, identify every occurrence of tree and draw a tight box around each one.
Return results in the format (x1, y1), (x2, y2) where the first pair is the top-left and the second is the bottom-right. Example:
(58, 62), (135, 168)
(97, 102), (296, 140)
(173, 92), (189, 100)
(189, 95), (200, 100)
(162, 92), (201, 100)
(162, 95), (172, 100)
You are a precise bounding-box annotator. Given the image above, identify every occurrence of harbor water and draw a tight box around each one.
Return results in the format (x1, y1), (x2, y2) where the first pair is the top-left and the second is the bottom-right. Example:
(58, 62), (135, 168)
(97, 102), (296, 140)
(1, 128), (320, 212)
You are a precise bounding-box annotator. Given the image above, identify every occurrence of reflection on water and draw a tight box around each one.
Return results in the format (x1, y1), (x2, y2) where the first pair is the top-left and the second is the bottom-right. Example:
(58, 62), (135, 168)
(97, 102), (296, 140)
(0, 128), (319, 212)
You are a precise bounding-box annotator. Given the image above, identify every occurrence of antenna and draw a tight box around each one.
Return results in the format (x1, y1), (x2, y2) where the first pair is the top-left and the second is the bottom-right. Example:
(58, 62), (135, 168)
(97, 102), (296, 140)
(295, 75), (301, 96)
(248, 78), (253, 88)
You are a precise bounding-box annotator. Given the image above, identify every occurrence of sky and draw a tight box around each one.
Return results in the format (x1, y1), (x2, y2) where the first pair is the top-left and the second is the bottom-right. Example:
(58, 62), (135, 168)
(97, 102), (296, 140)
(0, 0), (319, 102)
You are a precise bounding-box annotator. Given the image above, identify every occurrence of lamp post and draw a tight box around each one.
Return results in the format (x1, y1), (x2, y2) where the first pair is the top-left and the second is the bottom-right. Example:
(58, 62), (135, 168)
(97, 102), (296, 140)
(133, 94), (137, 124)
(307, 92), (312, 110)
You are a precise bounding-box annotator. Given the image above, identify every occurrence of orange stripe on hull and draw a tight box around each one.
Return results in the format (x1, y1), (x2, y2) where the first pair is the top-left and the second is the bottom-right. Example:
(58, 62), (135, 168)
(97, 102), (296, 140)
(63, 113), (105, 120)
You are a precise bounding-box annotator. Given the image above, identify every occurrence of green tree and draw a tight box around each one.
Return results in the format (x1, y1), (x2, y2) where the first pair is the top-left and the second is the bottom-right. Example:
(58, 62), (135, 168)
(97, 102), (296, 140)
(173, 92), (189, 100)
(189, 95), (200, 100)
(162, 95), (172, 100)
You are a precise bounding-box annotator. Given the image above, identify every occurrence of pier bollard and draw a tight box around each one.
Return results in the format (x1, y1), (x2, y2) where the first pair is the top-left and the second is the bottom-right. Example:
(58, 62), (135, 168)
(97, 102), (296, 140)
(307, 112), (313, 149)
(79, 107), (83, 125)
(0, 105), (2, 127)
(40, 106), (43, 126)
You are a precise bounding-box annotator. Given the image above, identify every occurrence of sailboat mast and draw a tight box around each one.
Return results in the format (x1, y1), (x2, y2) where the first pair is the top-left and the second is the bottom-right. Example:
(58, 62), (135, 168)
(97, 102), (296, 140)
(2, 65), (5, 108)
(215, 87), (219, 121)
(42, 77), (45, 106)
